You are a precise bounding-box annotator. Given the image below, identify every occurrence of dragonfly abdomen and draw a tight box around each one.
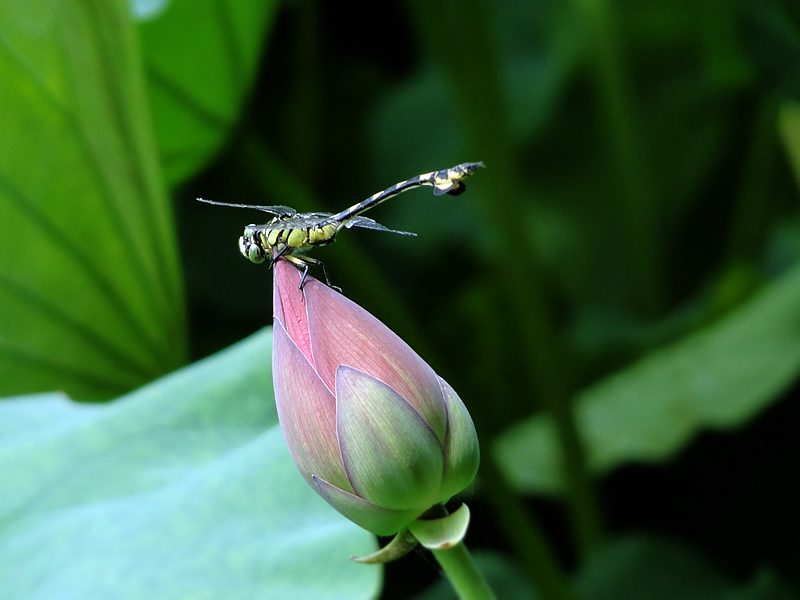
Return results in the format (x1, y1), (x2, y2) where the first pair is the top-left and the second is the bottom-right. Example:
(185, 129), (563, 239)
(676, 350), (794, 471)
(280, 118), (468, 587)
(305, 222), (340, 246)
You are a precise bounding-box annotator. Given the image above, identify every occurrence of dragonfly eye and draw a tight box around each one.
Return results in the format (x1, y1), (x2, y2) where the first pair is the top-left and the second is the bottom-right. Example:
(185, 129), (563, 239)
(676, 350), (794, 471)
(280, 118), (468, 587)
(239, 233), (265, 264)
(248, 244), (265, 264)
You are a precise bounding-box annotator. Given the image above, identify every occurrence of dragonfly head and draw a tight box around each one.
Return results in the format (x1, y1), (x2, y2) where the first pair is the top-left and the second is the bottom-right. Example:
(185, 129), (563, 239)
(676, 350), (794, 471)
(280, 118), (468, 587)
(239, 225), (267, 264)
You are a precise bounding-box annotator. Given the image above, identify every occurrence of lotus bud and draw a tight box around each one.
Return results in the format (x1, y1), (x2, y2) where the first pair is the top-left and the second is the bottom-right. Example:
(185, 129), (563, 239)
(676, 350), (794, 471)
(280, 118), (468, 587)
(272, 259), (479, 536)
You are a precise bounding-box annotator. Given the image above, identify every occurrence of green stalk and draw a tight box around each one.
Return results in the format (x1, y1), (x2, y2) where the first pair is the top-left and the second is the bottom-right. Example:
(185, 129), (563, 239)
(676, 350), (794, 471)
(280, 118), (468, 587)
(726, 98), (779, 262)
(283, 0), (321, 180)
(778, 103), (800, 189)
(431, 542), (497, 600)
(570, 0), (663, 317)
(481, 456), (576, 600)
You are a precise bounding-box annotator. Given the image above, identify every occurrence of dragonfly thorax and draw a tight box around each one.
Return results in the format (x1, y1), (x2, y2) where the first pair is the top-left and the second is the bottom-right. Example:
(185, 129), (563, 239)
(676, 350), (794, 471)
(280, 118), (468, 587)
(238, 220), (342, 265)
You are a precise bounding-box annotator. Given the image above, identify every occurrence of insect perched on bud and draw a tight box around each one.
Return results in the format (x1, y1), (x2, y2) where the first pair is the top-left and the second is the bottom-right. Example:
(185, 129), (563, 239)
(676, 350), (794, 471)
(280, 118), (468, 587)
(198, 162), (484, 288)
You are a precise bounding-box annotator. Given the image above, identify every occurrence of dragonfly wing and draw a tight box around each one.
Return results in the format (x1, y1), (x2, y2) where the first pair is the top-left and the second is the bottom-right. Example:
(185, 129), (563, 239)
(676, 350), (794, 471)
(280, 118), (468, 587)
(196, 197), (298, 217)
(247, 204), (298, 217)
(260, 214), (333, 231)
(345, 216), (416, 236)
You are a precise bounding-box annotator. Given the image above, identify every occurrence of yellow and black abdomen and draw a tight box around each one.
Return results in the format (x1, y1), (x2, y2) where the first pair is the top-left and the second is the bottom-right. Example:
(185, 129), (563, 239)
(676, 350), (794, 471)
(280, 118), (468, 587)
(305, 222), (340, 247)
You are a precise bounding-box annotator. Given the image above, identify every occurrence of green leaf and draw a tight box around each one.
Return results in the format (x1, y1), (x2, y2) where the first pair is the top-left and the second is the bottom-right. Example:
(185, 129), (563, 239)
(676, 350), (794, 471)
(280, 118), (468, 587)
(136, 0), (281, 185)
(0, 328), (380, 600)
(0, 0), (186, 399)
(576, 535), (730, 599)
(495, 261), (800, 494)
(575, 535), (797, 600)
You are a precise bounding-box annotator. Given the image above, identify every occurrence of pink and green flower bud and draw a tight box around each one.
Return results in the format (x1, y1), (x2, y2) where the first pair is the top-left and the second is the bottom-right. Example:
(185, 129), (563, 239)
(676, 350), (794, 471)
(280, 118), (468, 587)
(272, 260), (480, 536)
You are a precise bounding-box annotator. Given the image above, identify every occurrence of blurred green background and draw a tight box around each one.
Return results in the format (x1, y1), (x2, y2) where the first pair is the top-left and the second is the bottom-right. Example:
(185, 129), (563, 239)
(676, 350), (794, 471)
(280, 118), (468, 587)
(2, 0), (800, 597)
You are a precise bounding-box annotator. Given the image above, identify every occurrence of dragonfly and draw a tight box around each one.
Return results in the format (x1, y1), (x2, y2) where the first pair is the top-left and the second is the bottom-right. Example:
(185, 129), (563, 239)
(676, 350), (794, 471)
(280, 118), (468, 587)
(197, 161), (483, 289)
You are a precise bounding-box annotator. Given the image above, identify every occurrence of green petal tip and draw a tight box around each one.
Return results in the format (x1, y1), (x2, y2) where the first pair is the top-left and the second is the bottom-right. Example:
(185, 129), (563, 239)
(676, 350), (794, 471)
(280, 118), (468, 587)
(350, 529), (419, 564)
(407, 504), (471, 550)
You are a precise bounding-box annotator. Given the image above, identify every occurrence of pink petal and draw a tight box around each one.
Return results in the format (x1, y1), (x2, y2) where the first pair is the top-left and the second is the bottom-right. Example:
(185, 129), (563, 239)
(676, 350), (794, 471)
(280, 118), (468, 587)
(273, 318), (351, 492)
(303, 277), (447, 443)
(273, 259), (314, 364)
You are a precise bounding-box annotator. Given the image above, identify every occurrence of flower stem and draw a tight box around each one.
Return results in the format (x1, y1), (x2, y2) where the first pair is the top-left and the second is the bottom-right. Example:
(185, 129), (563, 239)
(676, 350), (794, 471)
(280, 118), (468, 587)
(431, 542), (497, 600)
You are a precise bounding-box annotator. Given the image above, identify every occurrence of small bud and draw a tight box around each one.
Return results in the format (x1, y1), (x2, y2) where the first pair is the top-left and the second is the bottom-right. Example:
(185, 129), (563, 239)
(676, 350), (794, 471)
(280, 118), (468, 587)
(272, 260), (479, 536)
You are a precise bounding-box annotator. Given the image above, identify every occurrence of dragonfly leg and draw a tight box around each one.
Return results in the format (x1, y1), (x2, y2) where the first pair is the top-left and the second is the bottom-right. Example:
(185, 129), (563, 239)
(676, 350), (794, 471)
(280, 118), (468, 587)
(283, 254), (340, 292)
(268, 246), (290, 279)
(298, 262), (311, 292)
(321, 264), (342, 293)
(279, 255), (311, 291)
(310, 258), (342, 292)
